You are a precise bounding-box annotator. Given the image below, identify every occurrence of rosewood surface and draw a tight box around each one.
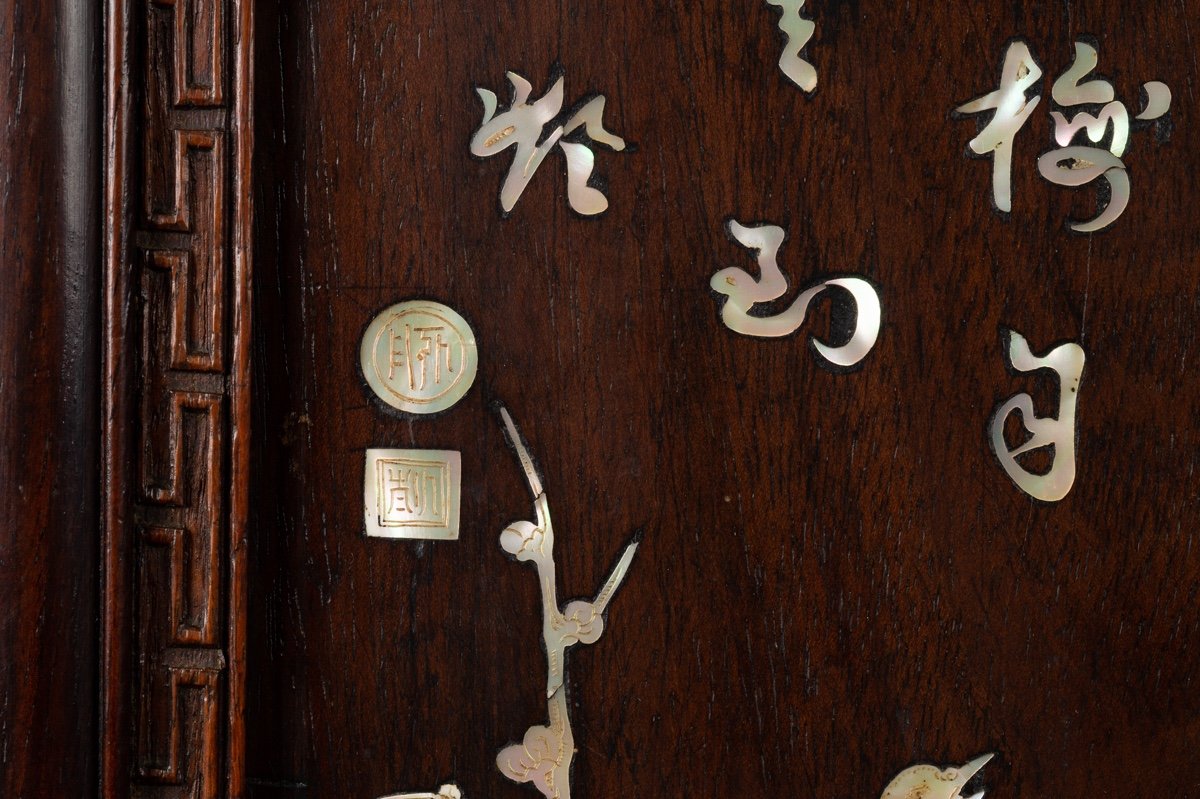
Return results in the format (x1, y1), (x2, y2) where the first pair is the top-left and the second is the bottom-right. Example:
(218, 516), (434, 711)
(247, 2), (1200, 798)
(4, 2), (1200, 798)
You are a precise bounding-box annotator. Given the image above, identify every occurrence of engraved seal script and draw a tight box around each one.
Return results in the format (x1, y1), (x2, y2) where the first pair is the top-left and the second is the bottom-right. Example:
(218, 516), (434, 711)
(360, 300), (478, 415)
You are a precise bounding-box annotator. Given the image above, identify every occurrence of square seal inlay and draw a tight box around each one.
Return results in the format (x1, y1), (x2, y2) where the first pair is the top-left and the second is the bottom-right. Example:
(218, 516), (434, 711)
(364, 448), (462, 540)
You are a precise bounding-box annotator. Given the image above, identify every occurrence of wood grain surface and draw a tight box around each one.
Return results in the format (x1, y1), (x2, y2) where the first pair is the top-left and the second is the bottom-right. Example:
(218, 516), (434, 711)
(0, 2), (101, 796)
(9, 0), (1200, 797)
(245, 2), (1200, 798)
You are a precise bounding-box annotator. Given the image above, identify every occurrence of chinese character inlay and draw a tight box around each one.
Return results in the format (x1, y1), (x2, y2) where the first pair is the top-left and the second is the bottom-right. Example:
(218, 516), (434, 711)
(364, 449), (462, 540)
(710, 219), (881, 368)
(957, 39), (1171, 231)
(766, 0), (817, 91)
(471, 71), (627, 216)
(360, 300), (478, 415)
(1038, 41), (1170, 232)
(955, 42), (1044, 214)
(389, 324), (454, 390)
(989, 330), (1085, 503)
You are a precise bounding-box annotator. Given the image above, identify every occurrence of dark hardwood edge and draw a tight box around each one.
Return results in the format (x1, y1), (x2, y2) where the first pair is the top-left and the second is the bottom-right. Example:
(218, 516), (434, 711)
(100, 0), (131, 789)
(228, 0), (255, 794)
(0, 2), (102, 795)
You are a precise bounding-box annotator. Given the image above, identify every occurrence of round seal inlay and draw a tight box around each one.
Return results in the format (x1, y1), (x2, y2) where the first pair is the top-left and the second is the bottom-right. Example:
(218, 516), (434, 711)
(360, 300), (478, 415)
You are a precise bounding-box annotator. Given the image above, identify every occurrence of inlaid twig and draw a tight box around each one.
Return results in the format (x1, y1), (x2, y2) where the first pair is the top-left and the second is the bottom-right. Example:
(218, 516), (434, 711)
(494, 405), (640, 799)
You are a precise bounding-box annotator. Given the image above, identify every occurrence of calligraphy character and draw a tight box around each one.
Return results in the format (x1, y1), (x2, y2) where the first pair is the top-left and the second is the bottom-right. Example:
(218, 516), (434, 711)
(989, 329), (1085, 502)
(710, 219), (880, 368)
(471, 72), (566, 213)
(956, 42), (1043, 213)
(765, 0), (817, 91)
(471, 73), (626, 215)
(1038, 41), (1170, 232)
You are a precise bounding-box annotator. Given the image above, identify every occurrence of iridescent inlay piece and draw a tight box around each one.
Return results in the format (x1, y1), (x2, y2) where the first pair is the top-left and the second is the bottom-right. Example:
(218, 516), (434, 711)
(494, 405), (639, 799)
(881, 754), (993, 799)
(360, 300), (478, 415)
(378, 785), (463, 799)
(765, 0), (817, 91)
(989, 329), (1085, 502)
(957, 39), (1171, 231)
(471, 71), (626, 215)
(363, 448), (462, 540)
(955, 41), (1043, 214)
(710, 219), (881, 368)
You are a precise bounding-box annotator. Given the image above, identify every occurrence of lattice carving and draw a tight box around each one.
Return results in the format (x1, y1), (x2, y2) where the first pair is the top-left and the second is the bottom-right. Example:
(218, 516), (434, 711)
(144, 130), (224, 233)
(139, 391), (223, 507)
(148, 0), (226, 107)
(144, 248), (225, 372)
(136, 661), (222, 794)
(133, 385), (226, 798)
(140, 524), (220, 646)
(109, 0), (246, 795)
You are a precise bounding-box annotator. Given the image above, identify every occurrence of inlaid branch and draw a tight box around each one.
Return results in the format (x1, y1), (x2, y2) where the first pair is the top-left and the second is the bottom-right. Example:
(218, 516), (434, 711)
(494, 405), (640, 799)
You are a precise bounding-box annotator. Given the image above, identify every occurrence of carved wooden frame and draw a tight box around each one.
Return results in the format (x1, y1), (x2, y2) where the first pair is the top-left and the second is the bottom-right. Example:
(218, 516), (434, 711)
(102, 1), (253, 796)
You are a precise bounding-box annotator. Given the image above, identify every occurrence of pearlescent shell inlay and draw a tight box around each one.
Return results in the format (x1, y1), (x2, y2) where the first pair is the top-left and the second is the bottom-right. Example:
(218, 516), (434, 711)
(363, 448), (462, 540)
(880, 754), (993, 799)
(360, 300), (478, 415)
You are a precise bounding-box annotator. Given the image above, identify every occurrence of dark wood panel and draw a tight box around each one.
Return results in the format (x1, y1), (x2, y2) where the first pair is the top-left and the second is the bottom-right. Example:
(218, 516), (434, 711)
(0, 2), (101, 797)
(249, 2), (1200, 799)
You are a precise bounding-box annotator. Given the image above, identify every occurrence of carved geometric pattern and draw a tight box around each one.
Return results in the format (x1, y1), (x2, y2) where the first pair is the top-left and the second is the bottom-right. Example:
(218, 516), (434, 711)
(140, 524), (221, 646)
(136, 661), (222, 794)
(149, 0), (226, 107)
(114, 0), (243, 795)
(144, 248), (225, 373)
(139, 391), (223, 507)
(144, 130), (224, 233)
